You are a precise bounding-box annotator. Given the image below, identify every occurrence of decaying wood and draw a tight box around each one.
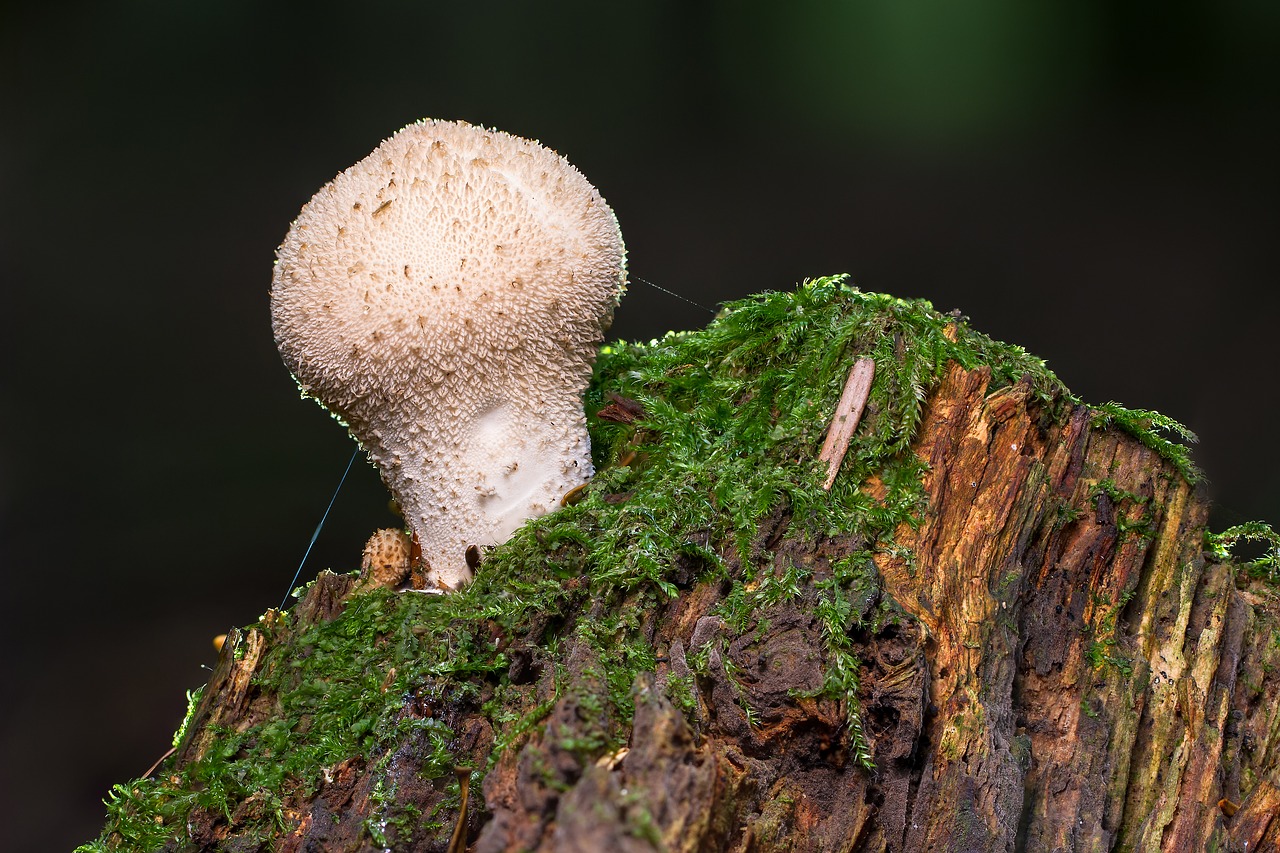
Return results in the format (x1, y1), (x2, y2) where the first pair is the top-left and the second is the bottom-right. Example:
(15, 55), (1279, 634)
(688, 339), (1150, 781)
(160, 363), (1280, 851)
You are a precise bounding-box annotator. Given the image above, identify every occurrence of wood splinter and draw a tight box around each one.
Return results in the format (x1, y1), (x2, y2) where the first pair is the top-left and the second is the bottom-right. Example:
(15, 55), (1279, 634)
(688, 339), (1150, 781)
(818, 357), (875, 490)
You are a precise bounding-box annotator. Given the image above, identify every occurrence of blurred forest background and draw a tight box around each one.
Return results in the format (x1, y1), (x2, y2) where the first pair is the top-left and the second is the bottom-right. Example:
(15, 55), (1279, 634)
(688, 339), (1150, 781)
(1, 1), (1277, 850)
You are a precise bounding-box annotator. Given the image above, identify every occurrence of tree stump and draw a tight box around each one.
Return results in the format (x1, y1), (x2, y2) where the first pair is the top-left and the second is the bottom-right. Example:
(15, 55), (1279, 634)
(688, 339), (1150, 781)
(80, 279), (1280, 852)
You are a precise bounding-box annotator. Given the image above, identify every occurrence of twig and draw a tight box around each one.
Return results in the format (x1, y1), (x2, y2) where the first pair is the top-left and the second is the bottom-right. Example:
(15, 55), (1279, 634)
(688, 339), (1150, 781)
(818, 357), (875, 490)
(447, 766), (473, 853)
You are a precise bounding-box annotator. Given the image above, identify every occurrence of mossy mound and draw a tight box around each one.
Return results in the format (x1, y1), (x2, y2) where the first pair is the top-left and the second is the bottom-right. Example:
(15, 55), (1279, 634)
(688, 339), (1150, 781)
(85, 276), (1257, 851)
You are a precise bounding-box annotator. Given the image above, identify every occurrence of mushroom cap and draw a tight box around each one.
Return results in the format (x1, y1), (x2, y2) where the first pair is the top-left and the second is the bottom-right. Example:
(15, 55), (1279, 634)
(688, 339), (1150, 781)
(272, 119), (625, 409)
(270, 120), (626, 588)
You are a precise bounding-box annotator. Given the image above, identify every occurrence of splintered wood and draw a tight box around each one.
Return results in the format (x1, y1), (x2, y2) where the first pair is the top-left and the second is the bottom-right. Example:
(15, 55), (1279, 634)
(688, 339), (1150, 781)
(818, 357), (876, 490)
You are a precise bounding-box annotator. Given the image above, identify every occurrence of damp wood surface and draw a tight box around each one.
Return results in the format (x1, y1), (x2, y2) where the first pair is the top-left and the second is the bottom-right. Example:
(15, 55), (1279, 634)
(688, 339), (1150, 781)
(79, 279), (1280, 852)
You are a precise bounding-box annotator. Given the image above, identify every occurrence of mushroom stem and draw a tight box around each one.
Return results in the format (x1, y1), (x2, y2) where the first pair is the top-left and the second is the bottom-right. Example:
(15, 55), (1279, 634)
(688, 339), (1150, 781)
(376, 390), (593, 589)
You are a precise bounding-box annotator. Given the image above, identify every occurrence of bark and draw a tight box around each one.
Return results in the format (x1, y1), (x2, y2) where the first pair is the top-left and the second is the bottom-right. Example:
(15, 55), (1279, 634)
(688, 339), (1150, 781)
(142, 363), (1280, 851)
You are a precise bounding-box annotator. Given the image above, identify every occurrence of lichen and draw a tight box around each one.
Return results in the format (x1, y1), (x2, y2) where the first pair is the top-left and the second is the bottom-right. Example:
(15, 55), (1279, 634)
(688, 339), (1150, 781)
(85, 276), (1181, 850)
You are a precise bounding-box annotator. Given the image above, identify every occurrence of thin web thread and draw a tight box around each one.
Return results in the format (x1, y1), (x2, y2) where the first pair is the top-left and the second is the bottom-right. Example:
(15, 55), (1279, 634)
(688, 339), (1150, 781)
(632, 275), (716, 315)
(279, 446), (360, 610)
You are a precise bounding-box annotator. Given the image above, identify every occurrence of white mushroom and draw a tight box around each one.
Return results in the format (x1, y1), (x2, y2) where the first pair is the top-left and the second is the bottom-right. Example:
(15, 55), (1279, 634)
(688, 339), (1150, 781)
(271, 120), (626, 590)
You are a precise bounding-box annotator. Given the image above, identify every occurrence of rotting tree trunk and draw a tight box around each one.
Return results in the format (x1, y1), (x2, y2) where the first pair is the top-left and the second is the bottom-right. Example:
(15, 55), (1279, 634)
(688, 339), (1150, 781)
(866, 364), (1280, 852)
(161, 360), (1280, 853)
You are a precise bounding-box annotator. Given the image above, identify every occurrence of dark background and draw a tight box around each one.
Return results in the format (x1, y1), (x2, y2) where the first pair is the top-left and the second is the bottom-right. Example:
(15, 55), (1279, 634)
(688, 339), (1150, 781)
(2, 2), (1276, 850)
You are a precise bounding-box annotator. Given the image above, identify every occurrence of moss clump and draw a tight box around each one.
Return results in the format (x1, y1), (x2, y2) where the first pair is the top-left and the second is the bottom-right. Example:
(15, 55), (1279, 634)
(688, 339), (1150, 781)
(1207, 521), (1280, 579)
(80, 276), (1101, 850)
(1089, 401), (1201, 484)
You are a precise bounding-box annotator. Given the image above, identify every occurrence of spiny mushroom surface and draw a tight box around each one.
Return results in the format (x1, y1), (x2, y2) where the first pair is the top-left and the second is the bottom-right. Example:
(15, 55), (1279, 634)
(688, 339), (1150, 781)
(360, 528), (412, 589)
(271, 119), (626, 590)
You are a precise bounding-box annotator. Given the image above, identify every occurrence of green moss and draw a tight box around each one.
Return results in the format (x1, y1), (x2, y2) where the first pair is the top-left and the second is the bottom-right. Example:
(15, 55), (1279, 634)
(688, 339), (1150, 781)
(79, 277), (1123, 850)
(1089, 402), (1201, 484)
(1089, 479), (1150, 507)
(663, 672), (699, 716)
(1088, 478), (1157, 540)
(622, 796), (663, 848)
(171, 686), (203, 751)
(365, 774), (424, 848)
(1206, 521), (1280, 580)
(719, 653), (762, 729)
(1083, 589), (1137, 679)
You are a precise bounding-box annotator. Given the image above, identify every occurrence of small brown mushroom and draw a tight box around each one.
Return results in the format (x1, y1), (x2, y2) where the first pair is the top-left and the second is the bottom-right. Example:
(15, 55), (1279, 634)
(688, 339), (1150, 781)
(271, 120), (626, 589)
(360, 528), (412, 589)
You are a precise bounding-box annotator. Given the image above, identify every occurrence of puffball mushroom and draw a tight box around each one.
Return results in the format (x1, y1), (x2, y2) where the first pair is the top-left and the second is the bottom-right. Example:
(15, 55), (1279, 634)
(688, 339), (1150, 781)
(271, 120), (626, 590)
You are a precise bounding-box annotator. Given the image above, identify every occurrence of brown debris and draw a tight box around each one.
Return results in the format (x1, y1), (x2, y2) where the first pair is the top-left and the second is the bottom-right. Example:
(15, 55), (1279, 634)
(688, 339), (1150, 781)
(818, 357), (875, 490)
(596, 393), (647, 425)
